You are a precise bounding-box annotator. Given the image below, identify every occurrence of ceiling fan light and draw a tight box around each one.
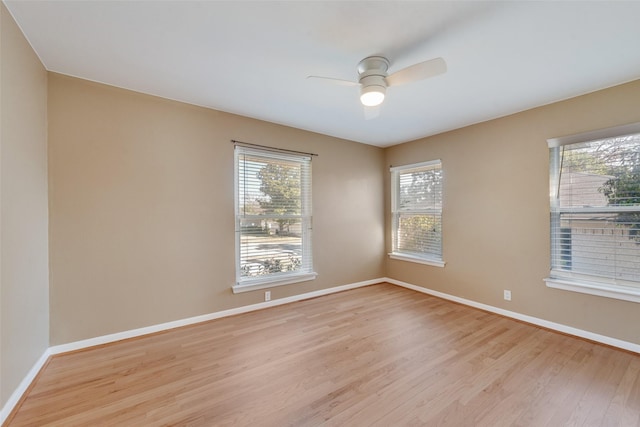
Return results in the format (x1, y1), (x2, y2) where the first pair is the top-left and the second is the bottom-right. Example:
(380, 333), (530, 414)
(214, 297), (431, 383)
(360, 85), (386, 107)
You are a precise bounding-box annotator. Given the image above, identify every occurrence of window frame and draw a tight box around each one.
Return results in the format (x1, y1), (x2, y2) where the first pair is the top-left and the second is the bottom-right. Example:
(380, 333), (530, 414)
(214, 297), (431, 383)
(545, 122), (640, 303)
(233, 145), (316, 294)
(389, 160), (445, 267)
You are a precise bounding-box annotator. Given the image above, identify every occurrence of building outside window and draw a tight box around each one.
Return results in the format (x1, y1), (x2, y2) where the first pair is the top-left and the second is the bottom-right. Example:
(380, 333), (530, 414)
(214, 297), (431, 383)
(546, 124), (640, 302)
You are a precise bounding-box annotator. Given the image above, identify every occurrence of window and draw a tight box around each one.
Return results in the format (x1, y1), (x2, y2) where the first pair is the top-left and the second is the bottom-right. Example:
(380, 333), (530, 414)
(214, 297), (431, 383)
(390, 160), (444, 267)
(546, 123), (640, 302)
(234, 145), (315, 293)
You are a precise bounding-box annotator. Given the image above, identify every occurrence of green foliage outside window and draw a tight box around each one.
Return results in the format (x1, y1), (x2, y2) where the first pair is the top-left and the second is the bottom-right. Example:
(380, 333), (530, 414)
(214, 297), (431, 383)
(257, 163), (301, 235)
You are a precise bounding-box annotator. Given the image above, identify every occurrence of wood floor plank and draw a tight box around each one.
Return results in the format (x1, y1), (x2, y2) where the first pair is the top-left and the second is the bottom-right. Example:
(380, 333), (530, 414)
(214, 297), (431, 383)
(6, 283), (640, 426)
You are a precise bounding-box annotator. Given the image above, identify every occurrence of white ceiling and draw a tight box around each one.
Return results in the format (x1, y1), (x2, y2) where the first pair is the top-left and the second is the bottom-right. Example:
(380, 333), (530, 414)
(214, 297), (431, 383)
(5, 1), (640, 147)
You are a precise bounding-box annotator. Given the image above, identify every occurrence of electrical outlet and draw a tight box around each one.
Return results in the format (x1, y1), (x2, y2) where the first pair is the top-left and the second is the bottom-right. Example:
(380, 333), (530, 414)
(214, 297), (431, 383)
(265, 291), (271, 302)
(503, 290), (511, 301)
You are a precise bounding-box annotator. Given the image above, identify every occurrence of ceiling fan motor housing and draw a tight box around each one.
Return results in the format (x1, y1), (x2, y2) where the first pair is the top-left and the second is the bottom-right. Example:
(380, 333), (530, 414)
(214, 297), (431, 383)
(358, 56), (389, 106)
(358, 56), (389, 88)
(357, 56), (390, 76)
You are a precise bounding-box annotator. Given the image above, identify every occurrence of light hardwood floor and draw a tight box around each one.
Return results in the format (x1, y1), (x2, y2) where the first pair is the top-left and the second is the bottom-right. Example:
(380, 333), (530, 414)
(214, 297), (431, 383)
(6, 283), (640, 426)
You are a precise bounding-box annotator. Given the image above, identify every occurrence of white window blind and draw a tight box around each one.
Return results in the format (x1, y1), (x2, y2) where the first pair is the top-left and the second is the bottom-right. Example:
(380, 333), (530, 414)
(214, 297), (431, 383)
(234, 146), (314, 292)
(548, 126), (640, 298)
(390, 160), (444, 265)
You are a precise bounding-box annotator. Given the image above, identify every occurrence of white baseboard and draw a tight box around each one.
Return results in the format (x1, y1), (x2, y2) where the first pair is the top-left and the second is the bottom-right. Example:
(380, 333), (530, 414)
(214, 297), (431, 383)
(4, 276), (639, 424)
(49, 278), (381, 355)
(1, 277), (380, 423)
(384, 277), (640, 354)
(0, 348), (51, 425)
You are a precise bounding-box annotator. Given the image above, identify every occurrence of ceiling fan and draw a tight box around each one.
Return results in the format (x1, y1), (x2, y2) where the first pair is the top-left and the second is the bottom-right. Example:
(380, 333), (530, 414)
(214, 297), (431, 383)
(307, 55), (447, 109)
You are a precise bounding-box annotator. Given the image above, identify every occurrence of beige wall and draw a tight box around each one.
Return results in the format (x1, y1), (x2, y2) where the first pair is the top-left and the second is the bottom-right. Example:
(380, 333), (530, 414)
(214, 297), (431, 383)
(48, 73), (385, 345)
(46, 73), (640, 348)
(0, 3), (49, 406)
(385, 79), (640, 345)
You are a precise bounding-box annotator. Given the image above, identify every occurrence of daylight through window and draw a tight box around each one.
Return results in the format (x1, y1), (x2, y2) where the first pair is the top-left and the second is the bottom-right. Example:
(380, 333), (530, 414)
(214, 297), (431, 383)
(547, 125), (640, 301)
(234, 146), (315, 292)
(390, 160), (444, 267)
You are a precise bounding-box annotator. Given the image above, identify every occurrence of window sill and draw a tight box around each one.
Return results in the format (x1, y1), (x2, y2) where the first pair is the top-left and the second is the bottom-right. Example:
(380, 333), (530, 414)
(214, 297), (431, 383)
(233, 272), (317, 294)
(544, 276), (640, 303)
(388, 253), (445, 268)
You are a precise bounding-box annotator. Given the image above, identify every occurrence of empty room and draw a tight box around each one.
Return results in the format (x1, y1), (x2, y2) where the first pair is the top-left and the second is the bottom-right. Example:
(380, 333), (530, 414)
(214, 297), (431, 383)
(2, 1), (640, 425)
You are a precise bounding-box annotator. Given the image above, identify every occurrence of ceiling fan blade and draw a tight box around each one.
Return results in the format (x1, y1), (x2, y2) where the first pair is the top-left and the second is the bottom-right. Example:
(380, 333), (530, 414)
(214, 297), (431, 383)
(306, 76), (359, 87)
(386, 57), (447, 87)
